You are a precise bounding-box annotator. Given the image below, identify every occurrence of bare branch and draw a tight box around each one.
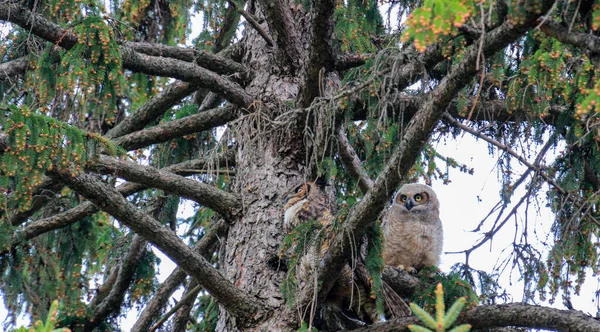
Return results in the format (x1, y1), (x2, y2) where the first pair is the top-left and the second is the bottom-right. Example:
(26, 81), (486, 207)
(336, 124), (373, 194)
(226, 0), (274, 47)
(90, 155), (241, 219)
(541, 19), (600, 53)
(132, 219), (228, 332)
(297, 0), (336, 107)
(335, 53), (370, 71)
(106, 81), (199, 139)
(47, 169), (268, 326)
(351, 303), (600, 332)
(112, 105), (239, 150)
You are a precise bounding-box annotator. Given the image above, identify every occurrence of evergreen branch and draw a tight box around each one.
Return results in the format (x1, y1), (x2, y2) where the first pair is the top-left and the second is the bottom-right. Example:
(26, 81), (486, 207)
(226, 0), (275, 47)
(87, 234), (147, 330)
(0, 3), (254, 108)
(112, 105), (239, 150)
(540, 19), (600, 54)
(131, 219), (228, 332)
(90, 155), (241, 220)
(7, 180), (63, 227)
(106, 81), (199, 139)
(301, 0), (556, 315)
(336, 124), (373, 194)
(0, 56), (29, 79)
(4, 152), (235, 253)
(256, 0), (303, 71)
(297, 0), (336, 107)
(121, 41), (249, 77)
(350, 303), (600, 332)
(47, 169), (269, 326)
(335, 53), (370, 71)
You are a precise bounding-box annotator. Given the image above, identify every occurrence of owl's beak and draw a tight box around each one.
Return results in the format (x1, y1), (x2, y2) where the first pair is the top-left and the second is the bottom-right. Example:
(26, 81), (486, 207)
(404, 199), (414, 211)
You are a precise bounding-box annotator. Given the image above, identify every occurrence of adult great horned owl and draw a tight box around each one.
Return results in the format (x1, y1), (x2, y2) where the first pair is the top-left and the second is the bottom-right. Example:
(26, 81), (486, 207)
(283, 181), (333, 232)
(382, 183), (443, 272)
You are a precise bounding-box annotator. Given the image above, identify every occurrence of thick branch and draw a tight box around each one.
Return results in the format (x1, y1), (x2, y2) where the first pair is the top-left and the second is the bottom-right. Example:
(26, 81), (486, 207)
(0, 4), (253, 108)
(47, 169), (268, 326)
(297, 0), (336, 107)
(122, 41), (248, 76)
(90, 155), (241, 219)
(351, 303), (600, 332)
(106, 81), (198, 139)
(257, 0), (302, 71)
(131, 219), (228, 332)
(304, 0), (555, 312)
(541, 20), (600, 53)
(0, 56), (29, 79)
(112, 105), (238, 150)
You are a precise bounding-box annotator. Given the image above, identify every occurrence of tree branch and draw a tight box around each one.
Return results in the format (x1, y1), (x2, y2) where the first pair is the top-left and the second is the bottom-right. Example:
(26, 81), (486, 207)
(90, 155), (241, 220)
(131, 219), (228, 332)
(297, 0), (336, 107)
(112, 105), (239, 150)
(0, 3), (253, 108)
(351, 303), (600, 332)
(541, 19), (600, 53)
(336, 124), (373, 193)
(47, 169), (268, 326)
(301, 0), (556, 314)
(257, 0), (302, 71)
(226, 0), (274, 47)
(0, 56), (28, 79)
(106, 81), (199, 139)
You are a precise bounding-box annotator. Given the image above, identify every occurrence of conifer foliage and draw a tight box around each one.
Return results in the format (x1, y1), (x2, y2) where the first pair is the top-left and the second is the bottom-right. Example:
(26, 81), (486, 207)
(0, 0), (600, 331)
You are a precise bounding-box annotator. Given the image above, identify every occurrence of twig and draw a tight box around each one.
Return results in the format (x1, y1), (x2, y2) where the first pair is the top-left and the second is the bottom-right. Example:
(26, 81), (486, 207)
(226, 0), (274, 47)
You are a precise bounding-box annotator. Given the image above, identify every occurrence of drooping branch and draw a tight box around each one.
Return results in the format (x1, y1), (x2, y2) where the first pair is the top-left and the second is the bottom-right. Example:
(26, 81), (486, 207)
(257, 0), (303, 71)
(297, 0), (336, 107)
(131, 219), (228, 332)
(112, 105), (239, 150)
(47, 169), (268, 326)
(90, 155), (241, 220)
(351, 303), (600, 332)
(106, 81), (198, 139)
(302, 0), (555, 312)
(0, 3), (254, 108)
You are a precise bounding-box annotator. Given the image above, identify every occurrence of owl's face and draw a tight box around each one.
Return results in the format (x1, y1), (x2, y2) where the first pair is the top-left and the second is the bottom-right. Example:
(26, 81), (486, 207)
(283, 182), (312, 211)
(394, 183), (439, 215)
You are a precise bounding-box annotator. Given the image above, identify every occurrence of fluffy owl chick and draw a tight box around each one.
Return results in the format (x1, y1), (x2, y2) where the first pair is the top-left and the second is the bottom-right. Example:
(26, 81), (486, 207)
(382, 183), (443, 272)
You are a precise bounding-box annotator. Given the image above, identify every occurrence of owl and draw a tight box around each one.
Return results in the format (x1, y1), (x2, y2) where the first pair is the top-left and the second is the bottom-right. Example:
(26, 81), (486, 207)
(382, 183), (443, 272)
(282, 181), (410, 327)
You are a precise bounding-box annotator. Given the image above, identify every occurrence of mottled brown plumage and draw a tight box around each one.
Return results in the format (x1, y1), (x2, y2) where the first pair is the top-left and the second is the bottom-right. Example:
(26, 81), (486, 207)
(382, 183), (443, 272)
(283, 181), (410, 327)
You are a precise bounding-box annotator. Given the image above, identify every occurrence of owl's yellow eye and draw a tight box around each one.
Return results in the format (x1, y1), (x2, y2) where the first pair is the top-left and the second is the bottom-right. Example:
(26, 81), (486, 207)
(400, 195), (407, 202)
(414, 194), (422, 202)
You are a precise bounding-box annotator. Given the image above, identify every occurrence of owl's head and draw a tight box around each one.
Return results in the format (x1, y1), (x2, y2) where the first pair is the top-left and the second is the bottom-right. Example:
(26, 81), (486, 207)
(283, 182), (314, 211)
(394, 183), (439, 214)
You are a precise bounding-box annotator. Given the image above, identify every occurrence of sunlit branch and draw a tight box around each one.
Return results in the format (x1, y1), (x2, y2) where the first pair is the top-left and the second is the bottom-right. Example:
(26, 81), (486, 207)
(351, 303), (600, 331)
(90, 155), (241, 220)
(131, 219), (228, 332)
(113, 105), (239, 150)
(47, 169), (268, 326)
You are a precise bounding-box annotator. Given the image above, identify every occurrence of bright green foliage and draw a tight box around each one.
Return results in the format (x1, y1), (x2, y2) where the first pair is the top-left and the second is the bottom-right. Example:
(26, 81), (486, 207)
(408, 283), (472, 332)
(0, 105), (120, 212)
(401, 0), (474, 52)
(335, 0), (385, 53)
(410, 268), (479, 315)
(279, 219), (323, 305)
(10, 300), (70, 332)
